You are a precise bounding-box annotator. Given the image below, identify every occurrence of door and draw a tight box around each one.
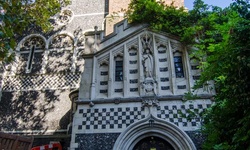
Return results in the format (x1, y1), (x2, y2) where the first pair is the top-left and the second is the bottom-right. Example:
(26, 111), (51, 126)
(133, 136), (175, 150)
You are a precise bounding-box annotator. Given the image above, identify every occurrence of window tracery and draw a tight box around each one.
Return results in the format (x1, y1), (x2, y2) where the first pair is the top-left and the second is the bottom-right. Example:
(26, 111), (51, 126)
(18, 36), (45, 74)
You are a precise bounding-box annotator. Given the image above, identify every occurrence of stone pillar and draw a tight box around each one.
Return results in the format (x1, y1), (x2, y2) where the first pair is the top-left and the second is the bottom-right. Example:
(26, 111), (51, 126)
(90, 57), (97, 100)
(184, 46), (193, 91)
(168, 40), (176, 94)
(123, 44), (129, 97)
(138, 36), (144, 96)
(108, 51), (113, 97)
(152, 34), (160, 95)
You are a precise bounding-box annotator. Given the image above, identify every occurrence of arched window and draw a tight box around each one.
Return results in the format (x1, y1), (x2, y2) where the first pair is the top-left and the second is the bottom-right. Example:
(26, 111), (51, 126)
(173, 52), (184, 78)
(115, 60), (123, 81)
(114, 56), (123, 82)
(18, 36), (45, 74)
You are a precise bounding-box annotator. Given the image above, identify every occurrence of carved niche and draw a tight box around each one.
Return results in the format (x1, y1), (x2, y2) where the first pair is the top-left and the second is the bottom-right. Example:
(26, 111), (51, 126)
(140, 33), (157, 96)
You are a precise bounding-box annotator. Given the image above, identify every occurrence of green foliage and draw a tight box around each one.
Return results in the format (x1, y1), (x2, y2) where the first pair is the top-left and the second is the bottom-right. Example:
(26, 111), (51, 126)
(126, 0), (191, 43)
(127, 0), (250, 149)
(0, 0), (70, 62)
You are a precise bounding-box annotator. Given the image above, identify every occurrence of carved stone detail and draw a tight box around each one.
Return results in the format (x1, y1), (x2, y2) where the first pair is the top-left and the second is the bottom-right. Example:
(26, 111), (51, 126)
(142, 99), (159, 108)
(74, 27), (85, 47)
(141, 78), (157, 96)
(49, 34), (73, 48)
(20, 37), (45, 51)
(170, 41), (182, 53)
(56, 9), (73, 25)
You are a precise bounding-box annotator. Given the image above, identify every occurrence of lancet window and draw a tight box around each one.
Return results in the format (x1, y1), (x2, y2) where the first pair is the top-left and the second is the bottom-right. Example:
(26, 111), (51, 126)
(174, 55), (184, 78)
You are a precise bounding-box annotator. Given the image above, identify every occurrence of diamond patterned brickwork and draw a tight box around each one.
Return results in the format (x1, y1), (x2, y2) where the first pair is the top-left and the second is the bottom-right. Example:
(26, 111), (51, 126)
(2, 73), (81, 91)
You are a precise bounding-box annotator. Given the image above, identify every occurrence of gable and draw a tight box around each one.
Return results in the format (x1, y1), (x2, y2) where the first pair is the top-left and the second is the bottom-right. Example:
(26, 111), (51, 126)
(79, 20), (214, 100)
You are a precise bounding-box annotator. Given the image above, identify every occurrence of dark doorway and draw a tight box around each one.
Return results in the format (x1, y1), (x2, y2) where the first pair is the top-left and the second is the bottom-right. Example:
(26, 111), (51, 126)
(133, 136), (175, 150)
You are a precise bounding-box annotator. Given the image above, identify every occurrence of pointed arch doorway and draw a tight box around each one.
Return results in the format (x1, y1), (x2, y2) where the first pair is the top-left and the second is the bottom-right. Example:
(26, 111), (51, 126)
(133, 136), (174, 150)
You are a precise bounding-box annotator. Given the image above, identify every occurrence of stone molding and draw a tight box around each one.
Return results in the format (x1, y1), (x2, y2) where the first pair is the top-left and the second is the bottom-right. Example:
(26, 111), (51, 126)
(2, 73), (81, 91)
(113, 114), (196, 150)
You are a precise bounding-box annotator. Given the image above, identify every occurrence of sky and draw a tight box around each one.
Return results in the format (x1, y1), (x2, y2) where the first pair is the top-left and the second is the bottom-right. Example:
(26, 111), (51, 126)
(184, 0), (233, 10)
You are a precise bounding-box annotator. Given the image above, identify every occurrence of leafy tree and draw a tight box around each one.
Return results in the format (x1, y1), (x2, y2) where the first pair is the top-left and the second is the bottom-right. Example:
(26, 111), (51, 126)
(0, 0), (70, 63)
(126, 0), (250, 149)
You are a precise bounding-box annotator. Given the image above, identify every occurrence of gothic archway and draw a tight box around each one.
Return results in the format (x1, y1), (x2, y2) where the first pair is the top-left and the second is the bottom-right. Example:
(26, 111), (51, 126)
(113, 115), (196, 150)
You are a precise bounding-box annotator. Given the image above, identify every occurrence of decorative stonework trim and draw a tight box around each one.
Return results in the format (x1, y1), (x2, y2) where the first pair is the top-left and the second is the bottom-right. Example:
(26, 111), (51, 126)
(2, 73), (81, 91)
(55, 9), (73, 26)
(126, 38), (138, 50)
(170, 40), (183, 52)
(142, 99), (159, 108)
(77, 95), (214, 104)
(155, 35), (168, 45)
(16, 34), (46, 52)
(112, 46), (124, 57)
(76, 106), (145, 132)
(113, 115), (197, 150)
(98, 54), (109, 65)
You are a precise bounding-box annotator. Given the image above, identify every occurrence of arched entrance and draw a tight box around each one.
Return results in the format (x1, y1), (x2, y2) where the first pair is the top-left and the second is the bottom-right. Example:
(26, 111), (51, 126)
(113, 115), (196, 150)
(133, 136), (175, 150)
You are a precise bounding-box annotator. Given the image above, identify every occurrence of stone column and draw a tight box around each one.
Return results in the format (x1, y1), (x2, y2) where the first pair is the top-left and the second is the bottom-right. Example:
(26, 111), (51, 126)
(90, 57), (97, 100)
(184, 46), (193, 91)
(108, 51), (113, 97)
(168, 40), (176, 94)
(152, 34), (160, 95)
(123, 44), (129, 97)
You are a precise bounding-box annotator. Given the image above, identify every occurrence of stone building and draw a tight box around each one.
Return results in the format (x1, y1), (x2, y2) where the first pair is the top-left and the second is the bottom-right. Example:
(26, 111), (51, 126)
(0, 0), (214, 150)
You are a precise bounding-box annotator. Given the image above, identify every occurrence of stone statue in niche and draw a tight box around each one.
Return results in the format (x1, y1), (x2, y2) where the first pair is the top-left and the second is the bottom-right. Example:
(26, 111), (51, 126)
(140, 33), (157, 96)
(142, 49), (153, 78)
(141, 33), (154, 79)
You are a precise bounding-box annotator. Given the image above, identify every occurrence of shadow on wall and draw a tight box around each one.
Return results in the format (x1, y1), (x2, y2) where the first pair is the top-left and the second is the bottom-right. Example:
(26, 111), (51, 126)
(0, 89), (70, 132)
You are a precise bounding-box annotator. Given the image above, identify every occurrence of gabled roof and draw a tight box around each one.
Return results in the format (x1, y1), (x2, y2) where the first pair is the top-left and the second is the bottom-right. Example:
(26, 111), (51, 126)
(83, 19), (182, 57)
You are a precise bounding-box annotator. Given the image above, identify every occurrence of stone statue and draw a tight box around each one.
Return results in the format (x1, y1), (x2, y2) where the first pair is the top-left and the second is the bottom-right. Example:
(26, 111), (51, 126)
(142, 49), (154, 78)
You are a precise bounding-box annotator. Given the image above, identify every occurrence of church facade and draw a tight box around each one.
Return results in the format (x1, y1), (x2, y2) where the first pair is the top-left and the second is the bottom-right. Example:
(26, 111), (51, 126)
(0, 0), (215, 149)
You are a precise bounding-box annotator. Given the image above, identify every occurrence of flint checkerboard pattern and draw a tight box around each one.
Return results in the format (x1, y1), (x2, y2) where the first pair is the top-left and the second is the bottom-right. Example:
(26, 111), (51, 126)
(77, 107), (146, 131)
(2, 73), (81, 91)
(76, 102), (212, 132)
(157, 103), (212, 129)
